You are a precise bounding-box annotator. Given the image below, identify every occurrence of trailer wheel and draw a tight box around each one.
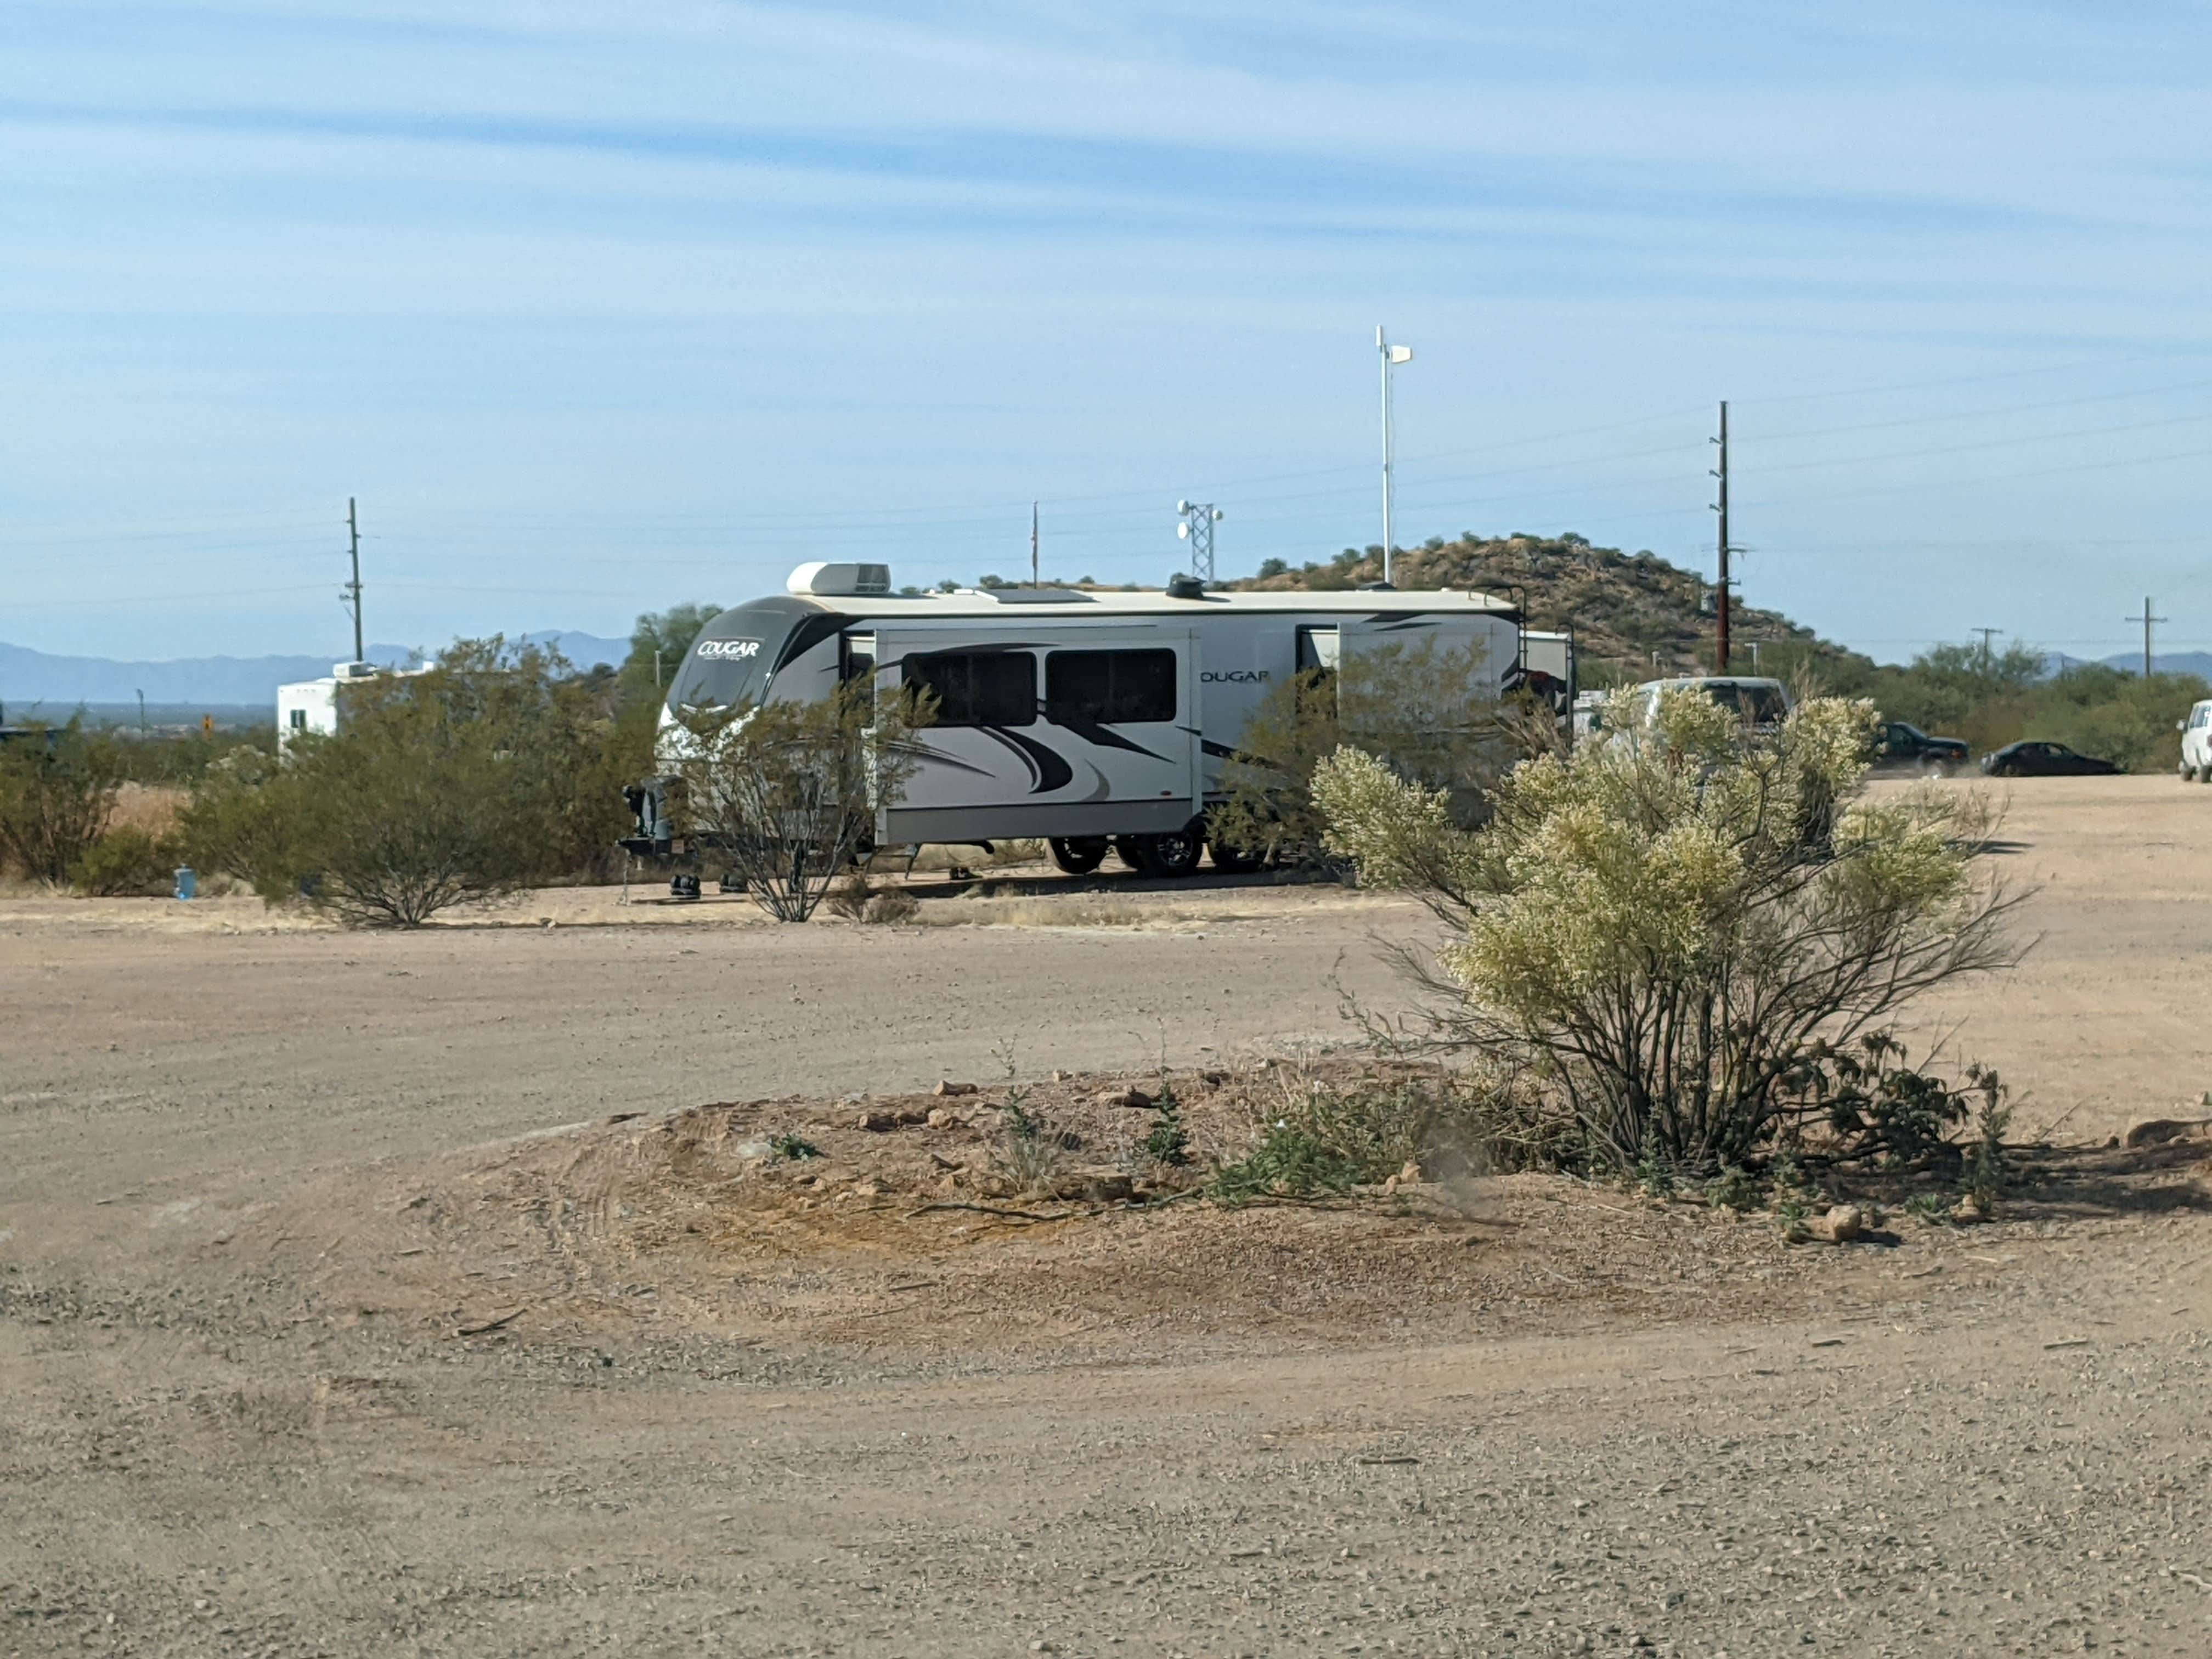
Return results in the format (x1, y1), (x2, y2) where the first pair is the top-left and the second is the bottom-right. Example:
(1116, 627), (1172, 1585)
(1048, 836), (1109, 875)
(1121, 823), (1204, 878)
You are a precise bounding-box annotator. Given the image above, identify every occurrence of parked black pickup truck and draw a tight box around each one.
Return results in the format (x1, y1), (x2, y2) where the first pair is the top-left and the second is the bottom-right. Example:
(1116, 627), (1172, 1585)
(1873, 720), (1970, 775)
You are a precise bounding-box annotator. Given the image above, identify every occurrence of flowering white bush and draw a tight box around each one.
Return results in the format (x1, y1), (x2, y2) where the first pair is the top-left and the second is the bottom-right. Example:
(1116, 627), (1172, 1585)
(1313, 688), (2021, 1168)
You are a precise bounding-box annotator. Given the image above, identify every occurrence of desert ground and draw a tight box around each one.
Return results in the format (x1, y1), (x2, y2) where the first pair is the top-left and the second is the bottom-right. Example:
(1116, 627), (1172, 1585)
(4, 775), (2211, 1657)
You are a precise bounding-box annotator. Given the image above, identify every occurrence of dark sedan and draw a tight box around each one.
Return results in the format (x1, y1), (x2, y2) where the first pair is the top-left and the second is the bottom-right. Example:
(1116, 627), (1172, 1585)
(1873, 720), (1970, 775)
(1979, 740), (2121, 777)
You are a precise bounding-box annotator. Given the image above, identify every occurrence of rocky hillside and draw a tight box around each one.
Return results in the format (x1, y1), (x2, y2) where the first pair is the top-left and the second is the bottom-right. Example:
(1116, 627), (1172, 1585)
(1221, 532), (1870, 684)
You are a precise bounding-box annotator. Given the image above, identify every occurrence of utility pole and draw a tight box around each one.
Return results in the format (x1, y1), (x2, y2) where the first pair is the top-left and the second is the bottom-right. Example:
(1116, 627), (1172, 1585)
(1031, 501), (1040, 587)
(1376, 327), (1413, 585)
(341, 497), (365, 665)
(2125, 597), (2167, 678)
(1176, 500), (1222, 584)
(1709, 401), (1734, 673)
(1971, 627), (2004, 663)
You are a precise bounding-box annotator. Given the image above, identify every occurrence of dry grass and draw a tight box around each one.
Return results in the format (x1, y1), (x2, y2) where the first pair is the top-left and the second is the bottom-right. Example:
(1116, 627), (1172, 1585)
(896, 838), (1047, 873)
(109, 783), (187, 838)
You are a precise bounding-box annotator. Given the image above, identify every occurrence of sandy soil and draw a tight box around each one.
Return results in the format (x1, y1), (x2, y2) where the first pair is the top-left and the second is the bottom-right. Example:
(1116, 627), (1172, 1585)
(3, 775), (2211, 1656)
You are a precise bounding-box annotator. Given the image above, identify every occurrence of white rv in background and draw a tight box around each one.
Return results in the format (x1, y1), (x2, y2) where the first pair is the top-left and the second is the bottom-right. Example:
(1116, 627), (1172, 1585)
(275, 661), (427, 747)
(628, 563), (1544, 875)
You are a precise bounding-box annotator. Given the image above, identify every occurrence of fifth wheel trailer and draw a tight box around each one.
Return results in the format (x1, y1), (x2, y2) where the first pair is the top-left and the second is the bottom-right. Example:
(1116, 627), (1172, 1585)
(626, 562), (1539, 874)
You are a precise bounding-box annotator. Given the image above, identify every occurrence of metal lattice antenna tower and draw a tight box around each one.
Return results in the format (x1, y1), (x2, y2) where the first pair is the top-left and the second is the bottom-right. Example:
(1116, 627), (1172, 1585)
(1176, 500), (1223, 584)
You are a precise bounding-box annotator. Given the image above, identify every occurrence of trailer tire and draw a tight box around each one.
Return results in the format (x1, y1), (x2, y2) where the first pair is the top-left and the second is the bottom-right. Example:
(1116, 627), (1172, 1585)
(1121, 822), (1205, 878)
(1048, 836), (1109, 875)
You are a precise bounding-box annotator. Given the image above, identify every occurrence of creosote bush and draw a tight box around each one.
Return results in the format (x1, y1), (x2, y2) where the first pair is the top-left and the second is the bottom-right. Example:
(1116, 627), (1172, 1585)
(1314, 687), (2023, 1172)
(674, 684), (932, 922)
(0, 722), (123, 885)
(178, 638), (625, 926)
(68, 825), (178, 897)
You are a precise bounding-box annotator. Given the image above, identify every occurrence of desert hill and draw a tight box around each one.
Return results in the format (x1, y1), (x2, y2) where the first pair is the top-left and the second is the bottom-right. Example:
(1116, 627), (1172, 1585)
(1220, 532), (1870, 684)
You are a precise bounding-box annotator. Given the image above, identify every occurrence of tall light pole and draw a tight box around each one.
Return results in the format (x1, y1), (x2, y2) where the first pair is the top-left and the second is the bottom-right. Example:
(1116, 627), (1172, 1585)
(1376, 326), (1413, 585)
(1176, 500), (1223, 583)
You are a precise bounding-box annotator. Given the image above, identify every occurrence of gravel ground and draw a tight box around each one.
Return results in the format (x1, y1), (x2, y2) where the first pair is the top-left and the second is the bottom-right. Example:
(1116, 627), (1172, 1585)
(3, 775), (2211, 1656)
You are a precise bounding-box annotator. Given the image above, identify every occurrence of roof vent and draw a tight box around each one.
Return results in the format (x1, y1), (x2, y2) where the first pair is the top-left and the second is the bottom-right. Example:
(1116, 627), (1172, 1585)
(1164, 573), (1207, 600)
(788, 561), (891, 597)
(973, 586), (1093, 604)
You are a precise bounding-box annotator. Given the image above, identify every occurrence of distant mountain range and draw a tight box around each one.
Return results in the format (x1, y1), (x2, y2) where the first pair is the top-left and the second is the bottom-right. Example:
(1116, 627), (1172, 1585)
(0, 631), (629, 713)
(2045, 650), (2212, 679)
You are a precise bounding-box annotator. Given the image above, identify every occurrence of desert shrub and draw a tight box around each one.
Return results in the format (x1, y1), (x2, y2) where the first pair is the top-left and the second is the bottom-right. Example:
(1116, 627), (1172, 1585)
(0, 721), (124, 884)
(990, 1098), (1067, 1198)
(285, 733), (546, 926)
(1143, 1086), (1192, 1167)
(1790, 1032), (2001, 1166)
(861, 886), (919, 924)
(177, 640), (601, 925)
(69, 825), (178, 896)
(1207, 1069), (1510, 1201)
(824, 872), (873, 919)
(770, 1132), (821, 1160)
(673, 684), (931, 922)
(174, 745), (312, 903)
(1962, 1091), (2013, 1215)
(1314, 687), (2022, 1171)
(1210, 639), (1517, 869)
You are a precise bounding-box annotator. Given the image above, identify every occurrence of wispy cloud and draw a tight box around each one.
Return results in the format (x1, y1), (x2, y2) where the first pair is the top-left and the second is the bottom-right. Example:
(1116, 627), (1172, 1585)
(2, 1), (2211, 663)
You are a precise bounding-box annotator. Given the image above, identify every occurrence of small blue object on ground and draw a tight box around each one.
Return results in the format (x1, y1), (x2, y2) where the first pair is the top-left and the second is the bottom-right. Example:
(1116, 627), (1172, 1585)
(174, 866), (196, 901)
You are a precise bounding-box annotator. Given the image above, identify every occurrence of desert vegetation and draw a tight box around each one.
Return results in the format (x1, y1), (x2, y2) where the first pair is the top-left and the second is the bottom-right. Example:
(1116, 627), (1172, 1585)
(1307, 685), (2025, 1208)
(671, 682), (933, 921)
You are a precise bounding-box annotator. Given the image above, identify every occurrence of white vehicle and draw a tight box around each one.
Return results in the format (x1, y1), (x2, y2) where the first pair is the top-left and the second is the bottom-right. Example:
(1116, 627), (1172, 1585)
(628, 562), (1528, 874)
(1629, 674), (1794, 733)
(274, 659), (429, 747)
(2180, 698), (2212, 782)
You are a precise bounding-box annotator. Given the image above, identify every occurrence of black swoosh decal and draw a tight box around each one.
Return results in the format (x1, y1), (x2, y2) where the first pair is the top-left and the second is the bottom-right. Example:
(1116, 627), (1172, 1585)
(1052, 719), (1169, 762)
(775, 612), (850, 673)
(977, 726), (1075, 793)
(913, 742), (997, 778)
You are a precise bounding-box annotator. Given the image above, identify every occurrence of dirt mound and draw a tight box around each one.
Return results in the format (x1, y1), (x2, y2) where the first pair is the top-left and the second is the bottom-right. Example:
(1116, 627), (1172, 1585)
(424, 1065), (1877, 1363)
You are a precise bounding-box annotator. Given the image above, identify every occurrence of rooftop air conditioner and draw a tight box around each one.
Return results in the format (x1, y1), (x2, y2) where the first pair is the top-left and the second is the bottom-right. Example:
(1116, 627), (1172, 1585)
(787, 561), (892, 597)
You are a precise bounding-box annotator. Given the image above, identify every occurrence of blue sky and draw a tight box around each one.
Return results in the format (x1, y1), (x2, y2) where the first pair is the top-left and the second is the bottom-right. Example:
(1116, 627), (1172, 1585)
(5, 1), (2211, 666)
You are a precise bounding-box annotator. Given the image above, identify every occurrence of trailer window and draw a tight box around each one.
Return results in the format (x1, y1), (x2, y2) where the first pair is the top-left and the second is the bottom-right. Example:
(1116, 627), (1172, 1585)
(902, 651), (1035, 727)
(1045, 649), (1177, 725)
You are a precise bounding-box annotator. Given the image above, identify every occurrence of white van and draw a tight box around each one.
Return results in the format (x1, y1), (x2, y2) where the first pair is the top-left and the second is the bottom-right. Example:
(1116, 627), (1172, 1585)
(2180, 699), (2212, 781)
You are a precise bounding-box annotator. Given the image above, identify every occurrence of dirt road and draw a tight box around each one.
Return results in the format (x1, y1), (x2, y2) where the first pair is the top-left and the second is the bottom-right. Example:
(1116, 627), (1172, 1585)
(3, 776), (2210, 1656)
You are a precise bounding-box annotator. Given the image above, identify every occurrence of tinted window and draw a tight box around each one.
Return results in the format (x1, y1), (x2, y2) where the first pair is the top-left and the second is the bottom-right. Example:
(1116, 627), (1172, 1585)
(903, 651), (1035, 726)
(1046, 649), (1177, 724)
(1701, 682), (1788, 725)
